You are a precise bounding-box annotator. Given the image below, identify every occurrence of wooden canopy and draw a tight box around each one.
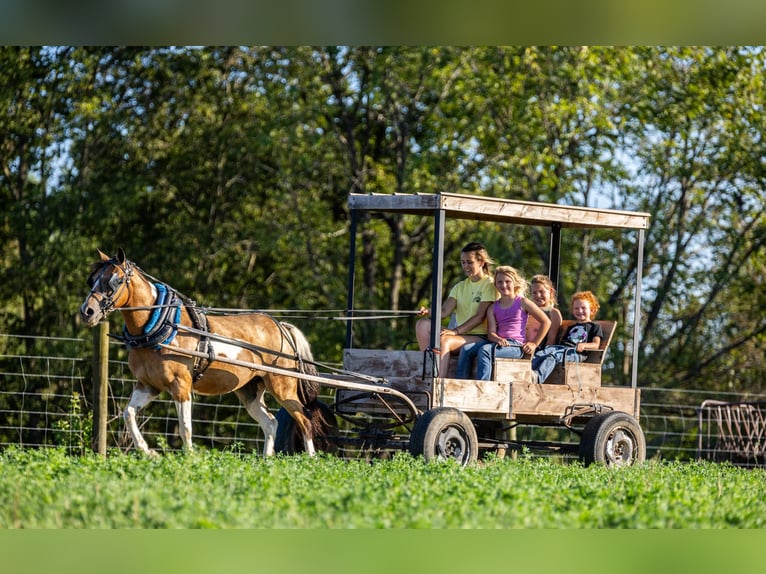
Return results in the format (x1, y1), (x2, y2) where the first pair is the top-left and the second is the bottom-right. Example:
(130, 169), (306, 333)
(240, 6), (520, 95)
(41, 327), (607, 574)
(347, 192), (650, 230)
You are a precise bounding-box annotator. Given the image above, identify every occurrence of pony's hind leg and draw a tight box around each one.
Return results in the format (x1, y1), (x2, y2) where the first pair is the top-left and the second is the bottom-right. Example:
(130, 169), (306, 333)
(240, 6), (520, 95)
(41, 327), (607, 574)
(174, 399), (194, 452)
(124, 382), (161, 456)
(235, 381), (278, 457)
(279, 398), (317, 457)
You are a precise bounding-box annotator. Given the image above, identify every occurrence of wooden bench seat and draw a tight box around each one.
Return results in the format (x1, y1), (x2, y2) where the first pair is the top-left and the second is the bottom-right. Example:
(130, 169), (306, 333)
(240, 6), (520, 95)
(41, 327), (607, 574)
(545, 319), (616, 387)
(493, 320), (617, 388)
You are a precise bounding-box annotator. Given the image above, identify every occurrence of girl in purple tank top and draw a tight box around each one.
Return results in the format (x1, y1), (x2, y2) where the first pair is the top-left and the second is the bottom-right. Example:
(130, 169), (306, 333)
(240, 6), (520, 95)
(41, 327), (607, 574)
(473, 266), (551, 380)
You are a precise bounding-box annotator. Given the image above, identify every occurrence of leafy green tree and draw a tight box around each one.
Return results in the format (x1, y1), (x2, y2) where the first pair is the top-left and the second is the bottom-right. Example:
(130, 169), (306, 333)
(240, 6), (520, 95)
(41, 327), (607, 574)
(1, 45), (763, 395)
(619, 46), (766, 391)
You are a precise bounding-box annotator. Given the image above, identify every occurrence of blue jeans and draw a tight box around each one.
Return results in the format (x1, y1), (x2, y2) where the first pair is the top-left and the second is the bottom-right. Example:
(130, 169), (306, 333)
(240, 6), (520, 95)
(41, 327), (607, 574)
(455, 338), (488, 378)
(531, 345), (583, 383)
(474, 339), (524, 380)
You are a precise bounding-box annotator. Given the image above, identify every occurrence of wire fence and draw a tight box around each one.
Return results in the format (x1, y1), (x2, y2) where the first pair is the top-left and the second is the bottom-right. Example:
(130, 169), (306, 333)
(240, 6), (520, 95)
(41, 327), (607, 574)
(1, 333), (764, 466)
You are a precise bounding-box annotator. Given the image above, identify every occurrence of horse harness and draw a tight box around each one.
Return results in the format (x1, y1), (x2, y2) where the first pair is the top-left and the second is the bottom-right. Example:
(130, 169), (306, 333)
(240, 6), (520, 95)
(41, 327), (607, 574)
(93, 257), (214, 383)
(95, 256), (307, 385)
(113, 284), (215, 384)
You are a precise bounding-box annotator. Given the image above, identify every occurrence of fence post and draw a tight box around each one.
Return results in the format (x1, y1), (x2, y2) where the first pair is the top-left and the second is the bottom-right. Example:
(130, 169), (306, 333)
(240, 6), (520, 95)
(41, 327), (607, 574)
(92, 321), (109, 456)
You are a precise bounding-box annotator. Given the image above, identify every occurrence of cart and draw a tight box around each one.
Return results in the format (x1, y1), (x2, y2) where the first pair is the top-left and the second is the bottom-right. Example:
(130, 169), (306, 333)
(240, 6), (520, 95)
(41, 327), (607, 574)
(273, 192), (650, 467)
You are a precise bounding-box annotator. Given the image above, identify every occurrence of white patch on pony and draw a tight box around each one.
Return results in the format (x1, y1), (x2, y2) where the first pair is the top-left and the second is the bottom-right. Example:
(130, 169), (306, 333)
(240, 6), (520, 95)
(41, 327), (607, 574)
(124, 386), (159, 456)
(175, 400), (193, 451)
(211, 340), (245, 359)
(303, 438), (316, 457)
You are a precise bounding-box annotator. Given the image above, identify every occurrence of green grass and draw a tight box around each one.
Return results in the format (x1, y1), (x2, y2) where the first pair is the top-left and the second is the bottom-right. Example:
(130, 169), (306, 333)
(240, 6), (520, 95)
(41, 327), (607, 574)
(1, 446), (764, 528)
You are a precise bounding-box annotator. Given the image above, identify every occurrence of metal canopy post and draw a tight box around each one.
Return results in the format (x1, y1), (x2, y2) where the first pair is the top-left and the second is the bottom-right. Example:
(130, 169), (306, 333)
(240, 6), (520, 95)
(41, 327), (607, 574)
(631, 228), (646, 389)
(549, 223), (562, 298)
(428, 208), (446, 364)
(345, 210), (358, 349)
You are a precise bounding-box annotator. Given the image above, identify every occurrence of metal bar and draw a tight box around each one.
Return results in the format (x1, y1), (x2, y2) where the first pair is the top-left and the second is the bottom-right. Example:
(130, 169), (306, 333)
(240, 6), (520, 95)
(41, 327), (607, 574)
(428, 207), (446, 372)
(175, 323), (297, 361)
(548, 223), (562, 297)
(156, 343), (422, 416)
(345, 209), (359, 348)
(631, 228), (646, 389)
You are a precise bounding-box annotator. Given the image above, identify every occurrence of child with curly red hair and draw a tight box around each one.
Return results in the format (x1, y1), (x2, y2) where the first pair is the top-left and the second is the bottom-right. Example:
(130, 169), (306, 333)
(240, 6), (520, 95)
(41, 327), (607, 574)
(531, 290), (603, 384)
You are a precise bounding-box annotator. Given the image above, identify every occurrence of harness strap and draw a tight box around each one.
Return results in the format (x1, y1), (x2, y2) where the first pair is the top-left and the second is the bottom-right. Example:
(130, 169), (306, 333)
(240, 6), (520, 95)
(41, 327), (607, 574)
(186, 305), (215, 384)
(176, 323), (302, 363)
(119, 284), (182, 350)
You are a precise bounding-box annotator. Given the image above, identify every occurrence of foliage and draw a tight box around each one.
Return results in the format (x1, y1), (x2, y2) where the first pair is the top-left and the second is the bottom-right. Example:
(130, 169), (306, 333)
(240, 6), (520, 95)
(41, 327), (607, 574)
(0, 46), (764, 392)
(0, 447), (763, 528)
(53, 391), (93, 455)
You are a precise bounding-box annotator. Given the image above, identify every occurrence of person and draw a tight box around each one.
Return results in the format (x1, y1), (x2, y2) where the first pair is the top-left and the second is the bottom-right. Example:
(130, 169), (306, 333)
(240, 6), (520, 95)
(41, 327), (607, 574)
(526, 274), (563, 350)
(415, 241), (496, 378)
(531, 290), (603, 384)
(473, 266), (551, 380)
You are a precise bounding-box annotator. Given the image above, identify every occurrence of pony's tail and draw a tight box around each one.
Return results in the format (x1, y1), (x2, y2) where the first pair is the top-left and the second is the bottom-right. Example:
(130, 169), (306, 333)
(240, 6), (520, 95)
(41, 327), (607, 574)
(280, 322), (320, 404)
(280, 322), (331, 445)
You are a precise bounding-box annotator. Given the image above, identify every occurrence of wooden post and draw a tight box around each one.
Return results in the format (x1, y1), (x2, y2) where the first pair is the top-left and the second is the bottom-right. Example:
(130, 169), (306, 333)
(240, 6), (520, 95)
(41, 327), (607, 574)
(92, 321), (109, 456)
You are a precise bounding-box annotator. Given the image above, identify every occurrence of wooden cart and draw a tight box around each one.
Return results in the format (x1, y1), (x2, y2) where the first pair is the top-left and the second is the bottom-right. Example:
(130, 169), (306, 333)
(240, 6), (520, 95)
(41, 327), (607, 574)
(276, 192), (650, 467)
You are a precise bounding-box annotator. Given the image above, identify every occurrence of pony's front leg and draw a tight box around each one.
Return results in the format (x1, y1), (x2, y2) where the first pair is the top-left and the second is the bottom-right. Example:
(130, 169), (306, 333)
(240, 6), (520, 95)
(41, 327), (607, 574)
(124, 383), (161, 456)
(174, 399), (194, 452)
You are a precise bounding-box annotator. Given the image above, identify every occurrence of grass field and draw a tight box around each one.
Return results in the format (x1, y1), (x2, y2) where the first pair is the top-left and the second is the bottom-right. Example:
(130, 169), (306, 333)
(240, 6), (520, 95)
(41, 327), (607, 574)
(1, 446), (764, 528)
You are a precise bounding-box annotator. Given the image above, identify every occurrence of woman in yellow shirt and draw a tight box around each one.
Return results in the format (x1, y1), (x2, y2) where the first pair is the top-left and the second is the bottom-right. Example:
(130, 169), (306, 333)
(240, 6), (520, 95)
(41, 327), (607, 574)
(415, 242), (496, 378)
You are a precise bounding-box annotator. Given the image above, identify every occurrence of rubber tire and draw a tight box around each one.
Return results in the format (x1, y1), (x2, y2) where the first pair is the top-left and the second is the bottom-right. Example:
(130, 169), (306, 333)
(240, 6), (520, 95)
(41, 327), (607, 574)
(274, 401), (338, 455)
(579, 411), (646, 467)
(409, 407), (478, 466)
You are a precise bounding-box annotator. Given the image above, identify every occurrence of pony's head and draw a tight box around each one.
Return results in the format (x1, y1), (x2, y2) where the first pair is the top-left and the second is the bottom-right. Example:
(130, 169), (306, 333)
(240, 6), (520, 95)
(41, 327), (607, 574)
(79, 248), (135, 326)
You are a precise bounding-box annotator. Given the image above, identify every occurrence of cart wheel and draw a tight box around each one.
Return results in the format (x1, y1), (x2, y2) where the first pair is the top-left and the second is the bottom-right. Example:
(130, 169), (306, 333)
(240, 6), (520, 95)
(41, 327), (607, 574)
(274, 401), (338, 455)
(409, 407), (478, 466)
(579, 411), (646, 467)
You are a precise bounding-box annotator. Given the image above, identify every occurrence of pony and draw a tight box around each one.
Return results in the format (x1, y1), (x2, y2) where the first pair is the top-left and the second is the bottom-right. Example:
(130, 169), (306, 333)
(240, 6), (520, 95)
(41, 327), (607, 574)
(79, 248), (327, 457)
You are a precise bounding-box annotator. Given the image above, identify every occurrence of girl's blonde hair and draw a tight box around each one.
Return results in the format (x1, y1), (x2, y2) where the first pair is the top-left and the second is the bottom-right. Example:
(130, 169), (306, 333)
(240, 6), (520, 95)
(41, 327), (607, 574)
(531, 274), (558, 309)
(462, 242), (495, 276)
(571, 290), (600, 317)
(494, 265), (527, 296)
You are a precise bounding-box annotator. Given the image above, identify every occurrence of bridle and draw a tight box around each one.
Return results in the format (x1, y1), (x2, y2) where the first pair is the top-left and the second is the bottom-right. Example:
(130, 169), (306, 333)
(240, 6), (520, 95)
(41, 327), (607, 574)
(86, 257), (135, 317)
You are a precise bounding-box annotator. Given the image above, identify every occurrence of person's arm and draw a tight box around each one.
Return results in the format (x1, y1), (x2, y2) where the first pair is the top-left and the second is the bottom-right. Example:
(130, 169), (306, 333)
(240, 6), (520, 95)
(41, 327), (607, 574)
(484, 303), (501, 342)
(575, 323), (603, 352)
(454, 300), (492, 335)
(546, 308), (563, 346)
(440, 296), (457, 320)
(576, 336), (601, 353)
(416, 294), (457, 318)
(521, 298), (551, 355)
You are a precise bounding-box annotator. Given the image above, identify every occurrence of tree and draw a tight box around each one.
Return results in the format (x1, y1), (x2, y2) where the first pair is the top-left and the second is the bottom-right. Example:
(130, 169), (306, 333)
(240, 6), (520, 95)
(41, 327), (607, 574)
(620, 46), (766, 391)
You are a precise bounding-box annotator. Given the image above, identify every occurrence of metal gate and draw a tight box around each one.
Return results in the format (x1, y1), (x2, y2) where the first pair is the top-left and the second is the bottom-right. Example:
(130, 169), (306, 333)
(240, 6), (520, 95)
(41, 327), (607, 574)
(697, 400), (766, 467)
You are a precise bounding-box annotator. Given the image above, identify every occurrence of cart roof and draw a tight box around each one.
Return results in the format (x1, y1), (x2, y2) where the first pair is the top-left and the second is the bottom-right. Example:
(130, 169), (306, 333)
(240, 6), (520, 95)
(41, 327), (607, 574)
(348, 192), (650, 230)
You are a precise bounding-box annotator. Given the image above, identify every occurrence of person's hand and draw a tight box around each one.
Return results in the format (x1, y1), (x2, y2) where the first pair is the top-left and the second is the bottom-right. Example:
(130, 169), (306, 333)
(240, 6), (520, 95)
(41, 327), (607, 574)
(417, 306), (429, 317)
(522, 341), (537, 355)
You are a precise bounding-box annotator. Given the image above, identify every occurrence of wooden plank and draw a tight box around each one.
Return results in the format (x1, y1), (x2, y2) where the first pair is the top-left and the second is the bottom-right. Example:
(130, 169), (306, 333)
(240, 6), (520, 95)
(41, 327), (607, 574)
(336, 350), (428, 415)
(543, 362), (604, 388)
(510, 383), (640, 419)
(348, 192), (650, 230)
(433, 378), (510, 415)
(493, 358), (536, 384)
(343, 348), (425, 379)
